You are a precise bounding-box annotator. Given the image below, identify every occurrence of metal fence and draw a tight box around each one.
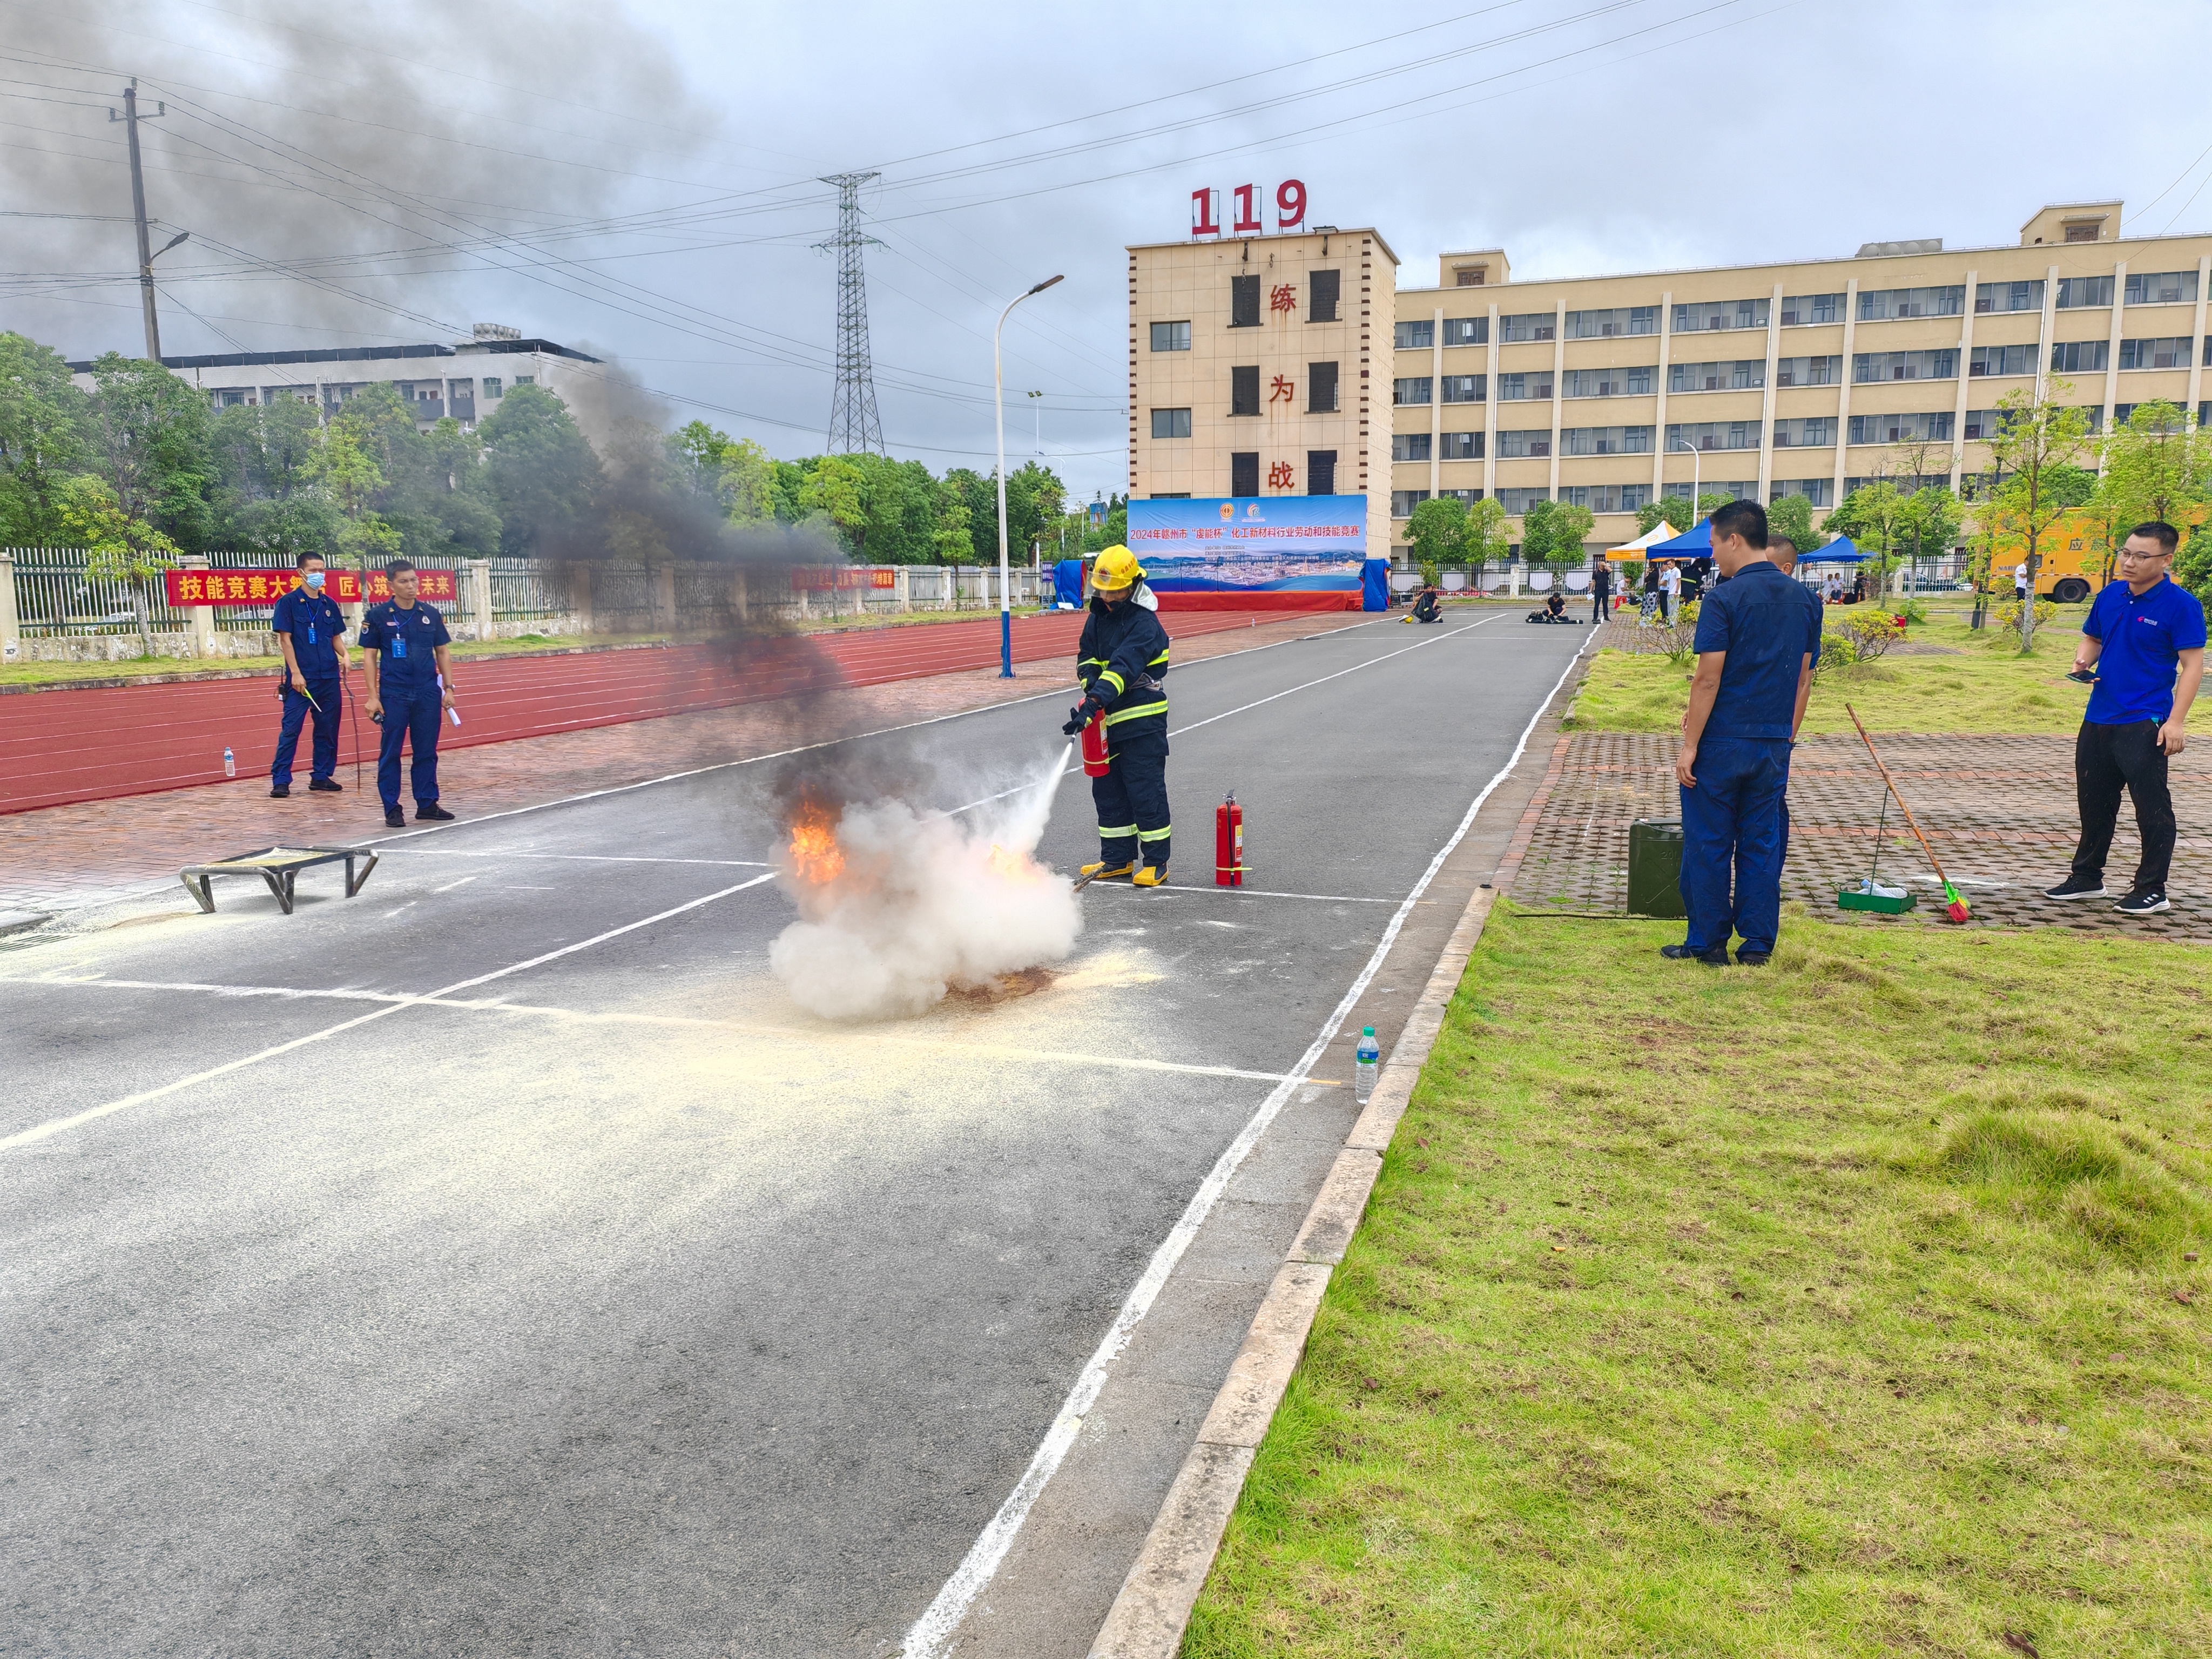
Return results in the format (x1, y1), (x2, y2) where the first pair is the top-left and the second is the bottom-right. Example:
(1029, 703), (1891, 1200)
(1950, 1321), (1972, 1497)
(6, 547), (196, 638)
(488, 555), (569, 624)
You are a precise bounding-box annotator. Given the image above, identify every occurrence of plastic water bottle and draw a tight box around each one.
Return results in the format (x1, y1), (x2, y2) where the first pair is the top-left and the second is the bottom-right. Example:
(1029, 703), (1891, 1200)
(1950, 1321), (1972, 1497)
(222, 746), (235, 778)
(1355, 1026), (1380, 1103)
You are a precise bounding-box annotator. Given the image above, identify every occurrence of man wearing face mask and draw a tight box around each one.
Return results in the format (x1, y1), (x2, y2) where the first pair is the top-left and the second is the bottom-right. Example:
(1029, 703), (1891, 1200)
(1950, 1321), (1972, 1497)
(1063, 545), (1172, 886)
(267, 551), (349, 799)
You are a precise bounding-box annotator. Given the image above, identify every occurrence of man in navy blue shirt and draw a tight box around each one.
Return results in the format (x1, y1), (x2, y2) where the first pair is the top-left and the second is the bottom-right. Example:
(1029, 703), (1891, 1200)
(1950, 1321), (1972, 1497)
(268, 551), (348, 798)
(359, 560), (460, 830)
(2044, 521), (2205, 914)
(1666, 501), (1822, 966)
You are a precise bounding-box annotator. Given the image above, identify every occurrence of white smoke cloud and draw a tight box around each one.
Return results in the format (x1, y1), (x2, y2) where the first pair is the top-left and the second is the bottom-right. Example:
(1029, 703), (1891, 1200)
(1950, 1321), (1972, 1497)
(767, 752), (1082, 1021)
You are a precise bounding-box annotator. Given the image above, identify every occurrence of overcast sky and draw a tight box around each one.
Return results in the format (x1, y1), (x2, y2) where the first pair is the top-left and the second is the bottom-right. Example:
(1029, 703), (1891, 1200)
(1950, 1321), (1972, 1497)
(6, 0), (2211, 502)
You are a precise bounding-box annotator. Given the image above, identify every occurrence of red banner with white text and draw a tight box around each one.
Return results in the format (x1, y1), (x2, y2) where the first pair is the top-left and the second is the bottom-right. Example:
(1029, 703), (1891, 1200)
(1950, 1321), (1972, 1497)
(163, 568), (456, 606)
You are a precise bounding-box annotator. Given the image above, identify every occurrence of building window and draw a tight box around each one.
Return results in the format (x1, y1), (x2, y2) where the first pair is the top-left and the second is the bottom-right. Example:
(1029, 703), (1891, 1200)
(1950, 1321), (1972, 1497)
(1309, 450), (1337, 494)
(1442, 316), (1487, 346)
(1453, 264), (1487, 287)
(1853, 348), (1958, 382)
(1564, 306), (1657, 339)
(1150, 493), (1191, 499)
(1856, 285), (1965, 321)
(1394, 319), (1434, 350)
(1557, 483), (1649, 513)
(1846, 473), (1948, 497)
(1847, 410), (1954, 445)
(482, 377), (503, 399)
(1672, 297), (1769, 332)
(1232, 365), (1260, 415)
(1438, 487), (1485, 505)
(1562, 424), (1653, 456)
(1561, 365), (1653, 399)
(1496, 429), (1552, 458)
(1392, 376), (1433, 406)
(514, 375), (534, 386)
(1308, 361), (1339, 413)
(2049, 340), (2109, 375)
(1230, 274), (1260, 328)
(1961, 409), (2010, 441)
(2064, 222), (2100, 242)
(1769, 478), (1832, 507)
(1667, 359), (1765, 393)
(1231, 452), (1260, 497)
(1439, 430), (1484, 460)
(1779, 293), (1841, 326)
(2125, 270), (2199, 307)
(2056, 275), (2114, 309)
(1773, 355), (1842, 387)
(1391, 489), (1431, 518)
(1392, 433), (1432, 462)
(1665, 420), (1761, 453)
(1499, 313), (1556, 342)
(1771, 416), (1837, 449)
(1495, 487), (1551, 514)
(1441, 373), (1486, 403)
(1310, 269), (1340, 322)
(1149, 321), (1191, 352)
(1968, 343), (2036, 378)
(1973, 280), (2045, 315)
(2119, 336), (2193, 370)
(1497, 372), (1552, 401)
(1151, 408), (1192, 439)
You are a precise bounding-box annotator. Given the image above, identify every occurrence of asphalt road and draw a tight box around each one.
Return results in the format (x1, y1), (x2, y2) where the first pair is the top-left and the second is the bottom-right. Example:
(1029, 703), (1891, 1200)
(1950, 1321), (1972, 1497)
(1, 611), (1586, 1657)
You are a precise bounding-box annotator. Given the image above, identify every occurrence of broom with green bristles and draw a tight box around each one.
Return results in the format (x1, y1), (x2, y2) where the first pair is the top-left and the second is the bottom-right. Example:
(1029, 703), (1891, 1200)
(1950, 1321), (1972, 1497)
(1845, 704), (1971, 924)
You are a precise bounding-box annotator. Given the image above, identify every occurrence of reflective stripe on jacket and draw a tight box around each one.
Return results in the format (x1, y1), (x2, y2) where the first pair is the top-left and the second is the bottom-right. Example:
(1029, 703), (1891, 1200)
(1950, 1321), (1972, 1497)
(1077, 589), (1170, 731)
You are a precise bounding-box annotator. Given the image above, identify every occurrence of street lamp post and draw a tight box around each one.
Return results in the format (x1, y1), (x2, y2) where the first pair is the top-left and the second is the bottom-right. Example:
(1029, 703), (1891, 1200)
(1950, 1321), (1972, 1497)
(996, 275), (1063, 677)
(1671, 437), (1702, 527)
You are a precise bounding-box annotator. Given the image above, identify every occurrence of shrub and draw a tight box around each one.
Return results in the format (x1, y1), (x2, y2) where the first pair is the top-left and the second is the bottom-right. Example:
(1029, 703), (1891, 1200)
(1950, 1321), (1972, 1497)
(1995, 596), (2056, 640)
(1814, 632), (1860, 677)
(1835, 608), (1904, 662)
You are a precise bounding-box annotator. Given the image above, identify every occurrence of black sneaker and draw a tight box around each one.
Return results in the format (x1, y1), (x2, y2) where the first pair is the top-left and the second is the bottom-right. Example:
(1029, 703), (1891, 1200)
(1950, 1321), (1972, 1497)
(1660, 943), (1729, 966)
(268, 785), (289, 799)
(384, 810), (407, 830)
(414, 804), (456, 822)
(2042, 873), (2106, 900)
(308, 778), (342, 793)
(2114, 888), (2171, 915)
(1735, 950), (1771, 967)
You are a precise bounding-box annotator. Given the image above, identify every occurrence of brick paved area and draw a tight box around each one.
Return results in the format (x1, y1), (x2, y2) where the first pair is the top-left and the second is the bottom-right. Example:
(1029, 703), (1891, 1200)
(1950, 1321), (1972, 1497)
(0, 612), (1364, 919)
(1507, 731), (2212, 940)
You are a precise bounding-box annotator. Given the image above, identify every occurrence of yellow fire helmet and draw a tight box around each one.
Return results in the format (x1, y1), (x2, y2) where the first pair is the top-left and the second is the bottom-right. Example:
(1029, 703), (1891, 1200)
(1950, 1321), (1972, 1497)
(1091, 545), (1144, 590)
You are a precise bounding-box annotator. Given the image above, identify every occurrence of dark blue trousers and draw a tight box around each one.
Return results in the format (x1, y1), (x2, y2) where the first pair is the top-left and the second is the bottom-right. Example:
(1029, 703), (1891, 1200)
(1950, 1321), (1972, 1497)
(376, 688), (443, 811)
(272, 676), (341, 786)
(1680, 737), (1790, 956)
(1092, 725), (1170, 869)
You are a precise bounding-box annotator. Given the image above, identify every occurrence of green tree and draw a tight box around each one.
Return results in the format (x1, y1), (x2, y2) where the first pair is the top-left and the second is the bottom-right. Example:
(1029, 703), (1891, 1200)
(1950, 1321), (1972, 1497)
(796, 455), (867, 551)
(209, 396), (341, 559)
(1764, 493), (1818, 557)
(2099, 400), (2211, 528)
(55, 474), (179, 655)
(1828, 481), (1911, 595)
(1081, 494), (1128, 555)
(1520, 498), (1594, 574)
(1900, 486), (1964, 597)
(0, 332), (95, 544)
(1984, 381), (2093, 650)
(1461, 496), (1509, 584)
(476, 383), (604, 556)
(720, 436), (778, 526)
(84, 353), (214, 553)
(1404, 495), (1467, 570)
(930, 488), (974, 565)
(307, 426), (401, 569)
(997, 461), (1065, 568)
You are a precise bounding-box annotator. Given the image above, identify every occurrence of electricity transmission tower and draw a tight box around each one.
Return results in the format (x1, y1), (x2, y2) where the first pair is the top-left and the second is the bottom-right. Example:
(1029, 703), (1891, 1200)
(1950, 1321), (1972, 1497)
(819, 172), (885, 455)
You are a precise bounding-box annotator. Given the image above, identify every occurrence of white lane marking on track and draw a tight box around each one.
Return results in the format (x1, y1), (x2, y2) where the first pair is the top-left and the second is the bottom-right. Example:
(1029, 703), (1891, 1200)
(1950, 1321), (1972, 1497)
(431, 876), (478, 894)
(901, 623), (1588, 1659)
(0, 976), (1337, 1088)
(0, 874), (778, 1154)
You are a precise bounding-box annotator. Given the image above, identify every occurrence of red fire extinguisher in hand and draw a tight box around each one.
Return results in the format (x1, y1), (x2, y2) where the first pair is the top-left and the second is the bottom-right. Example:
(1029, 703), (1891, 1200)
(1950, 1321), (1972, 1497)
(1215, 793), (1245, 887)
(1080, 708), (1110, 778)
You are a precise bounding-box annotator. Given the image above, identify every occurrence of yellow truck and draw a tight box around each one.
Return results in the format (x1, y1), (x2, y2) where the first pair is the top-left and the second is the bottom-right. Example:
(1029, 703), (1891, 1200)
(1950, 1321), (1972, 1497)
(1986, 503), (2208, 603)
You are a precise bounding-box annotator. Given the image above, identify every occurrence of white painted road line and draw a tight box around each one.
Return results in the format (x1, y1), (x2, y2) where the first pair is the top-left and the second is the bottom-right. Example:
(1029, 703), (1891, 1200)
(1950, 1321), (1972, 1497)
(0, 873), (779, 1155)
(399, 850), (775, 869)
(900, 625), (1588, 1659)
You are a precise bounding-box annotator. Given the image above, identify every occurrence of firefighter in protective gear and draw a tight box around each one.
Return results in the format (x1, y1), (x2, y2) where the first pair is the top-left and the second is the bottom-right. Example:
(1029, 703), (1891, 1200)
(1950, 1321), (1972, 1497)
(1062, 546), (1172, 885)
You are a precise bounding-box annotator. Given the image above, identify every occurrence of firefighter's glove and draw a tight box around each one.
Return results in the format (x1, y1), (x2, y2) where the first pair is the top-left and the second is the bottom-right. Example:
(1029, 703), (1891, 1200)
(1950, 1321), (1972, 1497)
(1061, 695), (1105, 737)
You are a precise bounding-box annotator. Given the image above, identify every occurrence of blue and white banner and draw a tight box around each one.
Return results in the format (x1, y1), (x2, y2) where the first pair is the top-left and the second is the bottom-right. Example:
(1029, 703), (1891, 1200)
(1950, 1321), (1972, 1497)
(1127, 495), (1368, 590)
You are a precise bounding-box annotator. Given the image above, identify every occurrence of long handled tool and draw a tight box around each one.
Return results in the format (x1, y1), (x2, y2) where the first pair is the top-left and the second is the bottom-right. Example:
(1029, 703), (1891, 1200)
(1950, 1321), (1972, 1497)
(1845, 704), (1970, 923)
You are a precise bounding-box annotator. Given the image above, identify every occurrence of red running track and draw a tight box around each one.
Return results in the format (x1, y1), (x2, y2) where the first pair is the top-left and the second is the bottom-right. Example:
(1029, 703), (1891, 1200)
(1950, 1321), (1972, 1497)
(0, 611), (1286, 814)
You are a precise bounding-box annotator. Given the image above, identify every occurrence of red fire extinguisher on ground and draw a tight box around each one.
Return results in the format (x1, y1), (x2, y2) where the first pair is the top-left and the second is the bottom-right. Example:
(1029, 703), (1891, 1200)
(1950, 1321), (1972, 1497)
(1215, 793), (1245, 887)
(1081, 710), (1110, 778)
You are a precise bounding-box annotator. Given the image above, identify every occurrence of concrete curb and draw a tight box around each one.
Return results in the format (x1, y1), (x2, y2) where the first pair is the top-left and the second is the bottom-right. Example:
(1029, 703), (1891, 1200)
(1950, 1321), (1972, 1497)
(1085, 880), (1501, 1659)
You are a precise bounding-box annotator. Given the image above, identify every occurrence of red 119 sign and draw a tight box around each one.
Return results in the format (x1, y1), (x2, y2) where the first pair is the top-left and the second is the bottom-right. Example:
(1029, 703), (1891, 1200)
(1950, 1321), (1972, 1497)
(1190, 181), (1307, 238)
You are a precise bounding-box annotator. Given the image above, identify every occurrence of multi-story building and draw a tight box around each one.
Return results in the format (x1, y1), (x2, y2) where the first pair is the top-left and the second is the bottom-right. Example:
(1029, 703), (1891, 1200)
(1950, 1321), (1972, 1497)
(66, 325), (603, 436)
(1130, 200), (2212, 561)
(1126, 228), (1397, 561)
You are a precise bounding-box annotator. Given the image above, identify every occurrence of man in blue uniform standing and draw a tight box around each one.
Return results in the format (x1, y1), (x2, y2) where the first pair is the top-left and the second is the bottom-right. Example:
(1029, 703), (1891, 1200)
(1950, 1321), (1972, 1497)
(359, 559), (459, 830)
(1667, 500), (1820, 966)
(1063, 545), (1172, 885)
(268, 551), (348, 799)
(2044, 520), (2204, 914)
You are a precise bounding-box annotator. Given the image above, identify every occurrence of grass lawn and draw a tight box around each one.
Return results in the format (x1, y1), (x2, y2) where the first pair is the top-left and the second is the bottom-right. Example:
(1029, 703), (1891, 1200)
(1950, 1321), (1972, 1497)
(1187, 907), (2211, 1658)
(1566, 615), (2210, 737)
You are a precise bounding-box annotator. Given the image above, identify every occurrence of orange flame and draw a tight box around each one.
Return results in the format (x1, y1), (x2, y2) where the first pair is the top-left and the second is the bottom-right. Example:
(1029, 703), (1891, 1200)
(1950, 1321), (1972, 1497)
(988, 842), (1043, 884)
(788, 805), (846, 885)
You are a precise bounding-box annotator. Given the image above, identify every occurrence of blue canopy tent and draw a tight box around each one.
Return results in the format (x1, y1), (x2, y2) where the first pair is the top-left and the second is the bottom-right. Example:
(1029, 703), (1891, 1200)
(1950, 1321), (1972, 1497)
(1643, 521), (1710, 557)
(1798, 535), (1867, 563)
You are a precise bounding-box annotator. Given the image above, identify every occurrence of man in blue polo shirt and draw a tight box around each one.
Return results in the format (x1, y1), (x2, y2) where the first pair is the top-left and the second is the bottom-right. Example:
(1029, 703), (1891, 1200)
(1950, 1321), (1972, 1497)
(2044, 521), (2205, 915)
(268, 551), (348, 798)
(359, 559), (460, 831)
(1665, 500), (1822, 967)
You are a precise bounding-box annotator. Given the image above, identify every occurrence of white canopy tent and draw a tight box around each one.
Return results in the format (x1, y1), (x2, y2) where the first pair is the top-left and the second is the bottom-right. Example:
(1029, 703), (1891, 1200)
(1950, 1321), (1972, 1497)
(1604, 522), (1681, 561)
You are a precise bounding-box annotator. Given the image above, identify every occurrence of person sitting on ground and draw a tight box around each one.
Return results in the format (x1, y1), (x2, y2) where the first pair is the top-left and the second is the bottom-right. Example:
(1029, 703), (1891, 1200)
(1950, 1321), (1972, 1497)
(1527, 589), (1577, 624)
(1406, 583), (1443, 624)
